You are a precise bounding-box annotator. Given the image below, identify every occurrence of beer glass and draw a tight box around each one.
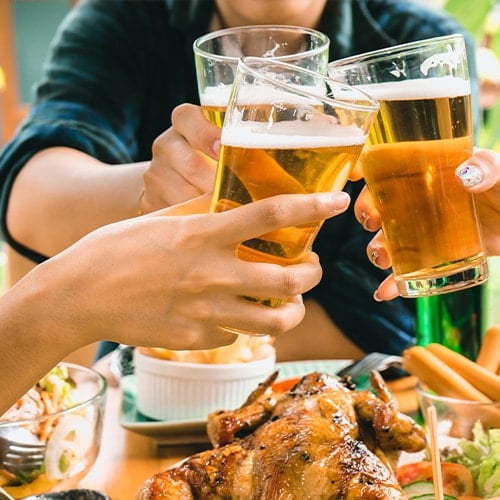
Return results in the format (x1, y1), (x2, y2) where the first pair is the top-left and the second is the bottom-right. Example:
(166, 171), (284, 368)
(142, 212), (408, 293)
(211, 57), (379, 314)
(193, 25), (330, 126)
(328, 34), (488, 297)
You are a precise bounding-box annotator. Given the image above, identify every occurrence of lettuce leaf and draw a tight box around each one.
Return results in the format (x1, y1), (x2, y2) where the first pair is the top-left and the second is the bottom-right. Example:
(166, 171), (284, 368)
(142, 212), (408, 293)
(442, 421), (500, 498)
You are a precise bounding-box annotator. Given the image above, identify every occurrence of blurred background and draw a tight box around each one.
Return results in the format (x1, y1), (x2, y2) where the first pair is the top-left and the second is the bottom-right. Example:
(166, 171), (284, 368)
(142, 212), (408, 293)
(0, 0), (499, 295)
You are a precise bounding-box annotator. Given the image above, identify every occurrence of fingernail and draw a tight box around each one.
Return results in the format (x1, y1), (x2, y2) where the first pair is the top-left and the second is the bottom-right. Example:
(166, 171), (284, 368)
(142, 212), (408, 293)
(373, 290), (383, 302)
(369, 248), (380, 266)
(332, 191), (350, 205)
(358, 211), (371, 231)
(212, 139), (221, 156)
(456, 164), (483, 187)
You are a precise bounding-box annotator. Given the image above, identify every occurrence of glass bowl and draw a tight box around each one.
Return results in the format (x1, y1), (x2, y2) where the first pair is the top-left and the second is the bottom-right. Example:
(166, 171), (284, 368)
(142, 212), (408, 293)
(0, 363), (107, 498)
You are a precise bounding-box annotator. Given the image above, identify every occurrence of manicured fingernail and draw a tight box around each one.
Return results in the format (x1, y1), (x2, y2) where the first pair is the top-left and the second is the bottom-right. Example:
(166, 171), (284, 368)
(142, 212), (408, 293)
(369, 248), (380, 266)
(358, 211), (375, 231)
(373, 290), (383, 302)
(333, 191), (350, 204)
(456, 164), (483, 187)
(212, 139), (221, 156)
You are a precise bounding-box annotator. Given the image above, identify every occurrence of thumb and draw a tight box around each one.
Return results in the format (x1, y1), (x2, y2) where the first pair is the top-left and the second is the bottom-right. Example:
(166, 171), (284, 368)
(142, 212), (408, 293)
(455, 149), (500, 193)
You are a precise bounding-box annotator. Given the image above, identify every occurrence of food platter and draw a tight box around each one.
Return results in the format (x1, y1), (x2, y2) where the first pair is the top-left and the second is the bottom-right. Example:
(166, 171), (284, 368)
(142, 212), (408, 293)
(119, 359), (352, 445)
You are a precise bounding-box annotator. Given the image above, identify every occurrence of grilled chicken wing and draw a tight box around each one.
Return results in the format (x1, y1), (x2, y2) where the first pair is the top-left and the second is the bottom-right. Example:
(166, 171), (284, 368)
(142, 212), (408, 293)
(138, 371), (426, 499)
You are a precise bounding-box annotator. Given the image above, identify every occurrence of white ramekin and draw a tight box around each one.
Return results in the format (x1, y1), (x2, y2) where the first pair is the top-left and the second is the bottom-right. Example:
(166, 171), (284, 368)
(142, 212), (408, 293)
(134, 348), (276, 421)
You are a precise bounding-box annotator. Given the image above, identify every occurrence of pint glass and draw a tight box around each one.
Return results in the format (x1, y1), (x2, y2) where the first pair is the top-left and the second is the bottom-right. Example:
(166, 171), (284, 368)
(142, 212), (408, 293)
(211, 57), (379, 313)
(329, 34), (488, 297)
(193, 25), (330, 126)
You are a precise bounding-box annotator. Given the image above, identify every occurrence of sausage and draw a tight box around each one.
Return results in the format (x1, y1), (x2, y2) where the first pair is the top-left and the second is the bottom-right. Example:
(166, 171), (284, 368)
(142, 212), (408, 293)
(476, 325), (500, 374)
(402, 346), (491, 402)
(425, 343), (500, 401)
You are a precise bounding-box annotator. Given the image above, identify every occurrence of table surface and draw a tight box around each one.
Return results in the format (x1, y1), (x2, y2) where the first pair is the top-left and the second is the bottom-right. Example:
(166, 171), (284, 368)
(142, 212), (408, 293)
(79, 381), (207, 499)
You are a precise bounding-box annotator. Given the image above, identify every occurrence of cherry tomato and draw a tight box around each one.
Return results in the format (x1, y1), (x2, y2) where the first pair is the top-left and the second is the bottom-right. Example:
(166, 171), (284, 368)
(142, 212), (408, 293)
(272, 377), (301, 393)
(396, 461), (474, 497)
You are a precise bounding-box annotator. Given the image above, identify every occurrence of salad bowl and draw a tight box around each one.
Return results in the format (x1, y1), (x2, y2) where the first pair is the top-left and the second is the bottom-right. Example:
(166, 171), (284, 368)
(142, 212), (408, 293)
(0, 364), (107, 499)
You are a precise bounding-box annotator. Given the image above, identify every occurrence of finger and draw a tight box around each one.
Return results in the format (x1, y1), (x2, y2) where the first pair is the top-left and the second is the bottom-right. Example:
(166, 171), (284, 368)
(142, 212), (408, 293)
(171, 103), (221, 160)
(218, 294), (308, 337)
(229, 252), (323, 299)
(455, 148), (500, 193)
(366, 230), (392, 269)
(354, 184), (381, 231)
(214, 192), (351, 246)
(150, 126), (217, 200)
(349, 161), (364, 181)
(373, 275), (399, 302)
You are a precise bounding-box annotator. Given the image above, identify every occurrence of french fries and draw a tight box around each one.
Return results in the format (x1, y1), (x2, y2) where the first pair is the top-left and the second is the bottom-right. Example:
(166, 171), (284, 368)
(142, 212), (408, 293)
(140, 335), (275, 364)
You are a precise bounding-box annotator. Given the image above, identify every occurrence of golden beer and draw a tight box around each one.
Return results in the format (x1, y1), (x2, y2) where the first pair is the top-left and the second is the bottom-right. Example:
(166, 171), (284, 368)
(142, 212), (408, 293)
(212, 122), (366, 306)
(358, 78), (485, 288)
(200, 86), (231, 127)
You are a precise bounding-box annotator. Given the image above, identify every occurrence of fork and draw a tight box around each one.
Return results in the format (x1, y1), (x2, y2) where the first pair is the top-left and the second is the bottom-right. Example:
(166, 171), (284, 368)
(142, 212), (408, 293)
(0, 426), (46, 476)
(335, 352), (405, 386)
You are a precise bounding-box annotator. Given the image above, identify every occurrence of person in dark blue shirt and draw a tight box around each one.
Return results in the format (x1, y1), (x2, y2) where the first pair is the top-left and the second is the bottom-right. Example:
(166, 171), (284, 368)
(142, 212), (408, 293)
(0, 0), (479, 360)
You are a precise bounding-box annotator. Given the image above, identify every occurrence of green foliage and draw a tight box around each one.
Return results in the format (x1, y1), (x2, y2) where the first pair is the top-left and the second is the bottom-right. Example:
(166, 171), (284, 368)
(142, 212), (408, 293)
(445, 0), (500, 149)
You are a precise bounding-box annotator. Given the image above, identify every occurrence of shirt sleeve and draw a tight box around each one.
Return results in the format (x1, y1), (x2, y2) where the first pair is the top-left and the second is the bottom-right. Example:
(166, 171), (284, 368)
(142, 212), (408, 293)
(0, 0), (157, 261)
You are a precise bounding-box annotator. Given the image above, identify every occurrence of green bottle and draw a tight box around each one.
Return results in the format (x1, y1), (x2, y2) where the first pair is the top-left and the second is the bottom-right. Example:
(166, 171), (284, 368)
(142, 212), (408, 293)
(416, 285), (484, 360)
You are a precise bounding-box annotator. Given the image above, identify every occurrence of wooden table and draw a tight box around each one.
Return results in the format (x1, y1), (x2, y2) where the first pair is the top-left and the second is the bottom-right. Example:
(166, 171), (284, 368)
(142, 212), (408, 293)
(78, 381), (208, 499)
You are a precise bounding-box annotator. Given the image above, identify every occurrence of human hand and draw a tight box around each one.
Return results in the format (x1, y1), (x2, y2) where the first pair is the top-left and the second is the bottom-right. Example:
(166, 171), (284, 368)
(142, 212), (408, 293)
(42, 191), (350, 350)
(141, 104), (220, 212)
(354, 148), (500, 301)
(455, 148), (500, 256)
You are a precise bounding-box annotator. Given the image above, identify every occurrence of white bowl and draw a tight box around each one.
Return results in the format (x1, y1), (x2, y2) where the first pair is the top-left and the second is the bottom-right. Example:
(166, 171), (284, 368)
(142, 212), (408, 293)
(134, 349), (276, 421)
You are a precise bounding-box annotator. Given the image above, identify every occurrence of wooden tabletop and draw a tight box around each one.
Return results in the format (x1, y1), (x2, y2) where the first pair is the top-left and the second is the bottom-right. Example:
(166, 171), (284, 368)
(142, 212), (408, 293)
(79, 382), (208, 499)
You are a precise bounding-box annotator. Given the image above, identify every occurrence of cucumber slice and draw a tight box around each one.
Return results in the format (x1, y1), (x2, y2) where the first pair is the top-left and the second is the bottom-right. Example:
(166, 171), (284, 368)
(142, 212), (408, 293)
(402, 481), (457, 499)
(402, 481), (434, 496)
(410, 495), (457, 500)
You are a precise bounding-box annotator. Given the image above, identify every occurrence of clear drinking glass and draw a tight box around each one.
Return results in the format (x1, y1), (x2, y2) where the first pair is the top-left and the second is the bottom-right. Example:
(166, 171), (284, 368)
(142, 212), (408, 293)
(329, 34), (488, 297)
(210, 57), (379, 321)
(193, 25), (330, 127)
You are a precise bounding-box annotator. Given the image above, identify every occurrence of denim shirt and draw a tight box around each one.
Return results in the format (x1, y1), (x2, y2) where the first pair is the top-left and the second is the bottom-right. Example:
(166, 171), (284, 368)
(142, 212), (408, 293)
(0, 0), (478, 354)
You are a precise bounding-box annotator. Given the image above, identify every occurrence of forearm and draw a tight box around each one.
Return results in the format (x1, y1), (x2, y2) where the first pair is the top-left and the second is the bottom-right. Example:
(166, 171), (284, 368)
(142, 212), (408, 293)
(0, 259), (89, 414)
(6, 147), (147, 257)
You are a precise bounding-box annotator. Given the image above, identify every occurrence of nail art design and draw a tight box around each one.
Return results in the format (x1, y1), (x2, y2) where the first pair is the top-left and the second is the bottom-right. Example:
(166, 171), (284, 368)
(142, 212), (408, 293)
(369, 249), (379, 265)
(359, 211), (370, 230)
(456, 164), (483, 187)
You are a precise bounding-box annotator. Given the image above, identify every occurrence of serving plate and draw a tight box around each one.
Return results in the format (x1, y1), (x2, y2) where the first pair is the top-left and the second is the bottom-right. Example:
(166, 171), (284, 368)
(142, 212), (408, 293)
(119, 359), (351, 445)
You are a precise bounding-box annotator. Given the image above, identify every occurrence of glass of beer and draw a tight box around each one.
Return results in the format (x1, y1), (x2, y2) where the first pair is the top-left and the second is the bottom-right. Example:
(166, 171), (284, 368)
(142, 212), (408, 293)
(328, 34), (488, 297)
(211, 57), (379, 315)
(193, 25), (330, 126)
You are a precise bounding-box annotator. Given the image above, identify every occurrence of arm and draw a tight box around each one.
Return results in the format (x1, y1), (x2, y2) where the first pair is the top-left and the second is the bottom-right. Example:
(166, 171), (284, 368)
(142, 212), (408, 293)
(0, 190), (349, 413)
(7, 148), (146, 258)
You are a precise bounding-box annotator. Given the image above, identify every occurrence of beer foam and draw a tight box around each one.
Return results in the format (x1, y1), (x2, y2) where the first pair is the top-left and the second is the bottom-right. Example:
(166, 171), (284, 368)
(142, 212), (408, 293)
(221, 120), (367, 148)
(200, 86), (232, 107)
(201, 85), (324, 107)
(358, 76), (470, 100)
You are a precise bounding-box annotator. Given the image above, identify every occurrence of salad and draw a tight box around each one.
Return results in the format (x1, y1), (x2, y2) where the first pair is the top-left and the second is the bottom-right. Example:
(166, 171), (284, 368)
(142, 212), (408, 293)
(397, 422), (500, 499)
(0, 365), (93, 493)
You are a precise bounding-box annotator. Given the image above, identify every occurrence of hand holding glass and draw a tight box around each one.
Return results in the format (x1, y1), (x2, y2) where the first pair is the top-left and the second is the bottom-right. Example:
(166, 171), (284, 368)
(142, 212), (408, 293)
(329, 34), (488, 297)
(210, 57), (379, 321)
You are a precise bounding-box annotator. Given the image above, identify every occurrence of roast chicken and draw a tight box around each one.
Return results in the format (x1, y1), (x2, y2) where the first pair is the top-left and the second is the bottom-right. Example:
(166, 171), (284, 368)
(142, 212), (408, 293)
(137, 371), (426, 499)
